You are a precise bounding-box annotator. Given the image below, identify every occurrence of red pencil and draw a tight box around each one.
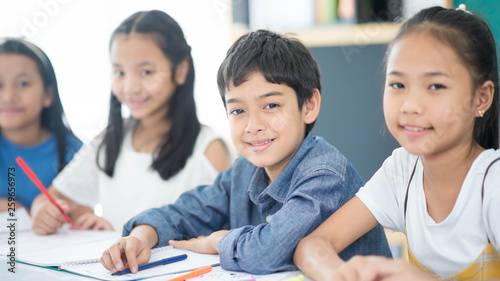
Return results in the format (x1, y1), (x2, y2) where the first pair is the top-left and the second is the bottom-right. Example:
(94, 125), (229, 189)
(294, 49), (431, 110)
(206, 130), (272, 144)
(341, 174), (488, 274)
(15, 156), (72, 223)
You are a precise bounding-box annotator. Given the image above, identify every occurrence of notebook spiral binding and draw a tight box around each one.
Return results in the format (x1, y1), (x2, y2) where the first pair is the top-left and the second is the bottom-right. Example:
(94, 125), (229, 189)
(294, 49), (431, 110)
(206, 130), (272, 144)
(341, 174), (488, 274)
(61, 245), (175, 267)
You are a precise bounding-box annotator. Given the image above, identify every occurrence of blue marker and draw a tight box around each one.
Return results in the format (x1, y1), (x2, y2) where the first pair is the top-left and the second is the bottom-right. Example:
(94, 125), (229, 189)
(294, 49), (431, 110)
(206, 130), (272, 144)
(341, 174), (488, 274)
(112, 254), (187, 275)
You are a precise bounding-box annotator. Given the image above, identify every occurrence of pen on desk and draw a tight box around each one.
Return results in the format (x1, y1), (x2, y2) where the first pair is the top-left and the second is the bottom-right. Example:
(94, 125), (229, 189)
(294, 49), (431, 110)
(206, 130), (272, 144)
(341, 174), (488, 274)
(166, 265), (213, 281)
(112, 254), (188, 275)
(15, 156), (72, 223)
(284, 274), (304, 281)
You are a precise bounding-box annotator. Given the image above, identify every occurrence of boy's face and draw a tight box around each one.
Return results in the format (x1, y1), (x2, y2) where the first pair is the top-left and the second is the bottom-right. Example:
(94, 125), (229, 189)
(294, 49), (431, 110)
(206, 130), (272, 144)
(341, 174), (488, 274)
(225, 72), (318, 182)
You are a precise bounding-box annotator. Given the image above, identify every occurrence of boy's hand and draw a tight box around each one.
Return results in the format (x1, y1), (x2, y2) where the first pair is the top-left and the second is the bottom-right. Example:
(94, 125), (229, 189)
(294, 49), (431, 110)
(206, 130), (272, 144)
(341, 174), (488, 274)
(31, 199), (69, 235)
(71, 213), (113, 231)
(100, 236), (151, 274)
(330, 256), (434, 281)
(169, 230), (229, 254)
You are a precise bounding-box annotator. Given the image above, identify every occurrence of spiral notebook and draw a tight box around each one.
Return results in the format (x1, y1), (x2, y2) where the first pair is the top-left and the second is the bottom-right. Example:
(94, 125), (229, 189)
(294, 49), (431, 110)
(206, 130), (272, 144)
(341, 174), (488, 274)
(57, 245), (220, 280)
(0, 226), (219, 280)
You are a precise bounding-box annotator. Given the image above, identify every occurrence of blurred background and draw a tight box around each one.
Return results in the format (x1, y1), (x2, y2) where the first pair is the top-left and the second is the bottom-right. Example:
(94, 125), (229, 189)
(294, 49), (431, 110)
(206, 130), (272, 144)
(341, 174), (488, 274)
(1, 0), (498, 184)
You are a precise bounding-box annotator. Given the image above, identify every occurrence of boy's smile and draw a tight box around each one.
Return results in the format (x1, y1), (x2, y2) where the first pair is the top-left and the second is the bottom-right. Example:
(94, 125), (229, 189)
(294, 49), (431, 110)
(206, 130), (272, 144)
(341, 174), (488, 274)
(246, 138), (275, 152)
(225, 72), (319, 182)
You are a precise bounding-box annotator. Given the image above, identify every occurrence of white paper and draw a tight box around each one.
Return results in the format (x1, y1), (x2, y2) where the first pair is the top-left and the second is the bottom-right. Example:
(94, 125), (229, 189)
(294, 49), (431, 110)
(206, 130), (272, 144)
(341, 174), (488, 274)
(61, 246), (219, 280)
(0, 208), (32, 234)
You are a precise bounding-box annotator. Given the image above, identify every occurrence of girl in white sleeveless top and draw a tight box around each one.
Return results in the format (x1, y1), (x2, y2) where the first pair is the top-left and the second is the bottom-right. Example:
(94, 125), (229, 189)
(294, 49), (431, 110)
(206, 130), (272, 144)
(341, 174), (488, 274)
(30, 10), (230, 234)
(293, 5), (500, 281)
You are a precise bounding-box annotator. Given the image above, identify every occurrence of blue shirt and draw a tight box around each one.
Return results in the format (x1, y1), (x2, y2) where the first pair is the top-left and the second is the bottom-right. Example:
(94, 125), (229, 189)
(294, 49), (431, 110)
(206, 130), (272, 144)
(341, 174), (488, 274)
(124, 133), (391, 274)
(0, 133), (82, 209)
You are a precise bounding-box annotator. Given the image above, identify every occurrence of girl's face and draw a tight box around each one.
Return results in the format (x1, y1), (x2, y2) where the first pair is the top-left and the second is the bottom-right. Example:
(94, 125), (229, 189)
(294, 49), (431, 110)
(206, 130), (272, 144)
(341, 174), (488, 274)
(0, 54), (52, 132)
(384, 31), (479, 157)
(110, 34), (187, 122)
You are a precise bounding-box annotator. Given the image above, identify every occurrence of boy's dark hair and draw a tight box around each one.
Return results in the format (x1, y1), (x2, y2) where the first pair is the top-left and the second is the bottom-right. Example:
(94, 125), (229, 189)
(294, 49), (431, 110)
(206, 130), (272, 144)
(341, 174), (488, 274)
(386, 6), (499, 149)
(98, 10), (200, 180)
(217, 30), (321, 134)
(0, 38), (77, 171)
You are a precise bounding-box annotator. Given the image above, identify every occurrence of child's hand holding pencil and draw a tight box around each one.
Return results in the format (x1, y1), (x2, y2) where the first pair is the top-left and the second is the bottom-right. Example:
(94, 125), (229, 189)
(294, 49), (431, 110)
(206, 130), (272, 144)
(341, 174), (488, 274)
(30, 197), (71, 235)
(16, 156), (72, 235)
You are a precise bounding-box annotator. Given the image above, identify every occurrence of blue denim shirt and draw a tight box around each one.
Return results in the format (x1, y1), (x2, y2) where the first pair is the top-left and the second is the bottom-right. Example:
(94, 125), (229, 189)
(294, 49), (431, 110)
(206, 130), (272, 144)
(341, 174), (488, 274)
(123, 133), (391, 274)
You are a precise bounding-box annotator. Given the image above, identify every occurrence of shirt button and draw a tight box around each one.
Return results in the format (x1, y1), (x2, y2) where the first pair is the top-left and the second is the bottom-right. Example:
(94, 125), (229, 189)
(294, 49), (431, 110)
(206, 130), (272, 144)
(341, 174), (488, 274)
(266, 215), (271, 223)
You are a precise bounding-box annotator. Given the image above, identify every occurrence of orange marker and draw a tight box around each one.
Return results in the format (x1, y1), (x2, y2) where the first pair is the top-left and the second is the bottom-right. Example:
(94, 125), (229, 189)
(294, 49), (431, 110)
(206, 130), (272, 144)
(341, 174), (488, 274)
(166, 265), (212, 281)
(15, 156), (72, 223)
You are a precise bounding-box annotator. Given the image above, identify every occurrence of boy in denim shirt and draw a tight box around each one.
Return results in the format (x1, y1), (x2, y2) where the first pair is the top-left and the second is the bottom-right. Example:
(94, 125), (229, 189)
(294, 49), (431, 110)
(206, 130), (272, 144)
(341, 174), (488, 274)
(100, 30), (391, 274)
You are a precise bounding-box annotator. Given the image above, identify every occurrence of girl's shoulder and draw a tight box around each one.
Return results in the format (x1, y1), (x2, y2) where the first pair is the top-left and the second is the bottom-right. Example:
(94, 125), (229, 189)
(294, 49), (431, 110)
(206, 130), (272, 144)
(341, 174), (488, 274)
(475, 149), (500, 170)
(194, 125), (223, 150)
(390, 146), (419, 163)
(93, 117), (137, 143)
(380, 147), (419, 177)
(478, 149), (500, 188)
(65, 133), (83, 150)
(480, 150), (500, 242)
(199, 124), (219, 137)
(361, 147), (418, 194)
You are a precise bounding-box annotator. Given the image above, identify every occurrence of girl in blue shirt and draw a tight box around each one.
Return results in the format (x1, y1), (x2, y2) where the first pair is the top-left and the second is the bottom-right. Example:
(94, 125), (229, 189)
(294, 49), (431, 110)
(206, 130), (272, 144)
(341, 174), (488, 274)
(0, 39), (82, 211)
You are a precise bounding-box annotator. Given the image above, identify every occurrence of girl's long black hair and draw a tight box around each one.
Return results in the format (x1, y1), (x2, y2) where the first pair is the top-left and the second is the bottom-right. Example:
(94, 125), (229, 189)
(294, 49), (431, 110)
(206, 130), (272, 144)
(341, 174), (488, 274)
(0, 38), (77, 171)
(97, 10), (200, 180)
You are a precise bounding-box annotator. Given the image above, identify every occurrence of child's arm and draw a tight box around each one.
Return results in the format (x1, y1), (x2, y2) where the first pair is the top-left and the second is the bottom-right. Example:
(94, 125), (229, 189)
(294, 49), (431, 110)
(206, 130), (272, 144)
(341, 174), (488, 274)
(99, 169), (232, 273)
(120, 168), (233, 244)
(293, 196), (379, 280)
(169, 230), (229, 254)
(31, 140), (111, 233)
(215, 168), (382, 274)
(204, 139), (231, 172)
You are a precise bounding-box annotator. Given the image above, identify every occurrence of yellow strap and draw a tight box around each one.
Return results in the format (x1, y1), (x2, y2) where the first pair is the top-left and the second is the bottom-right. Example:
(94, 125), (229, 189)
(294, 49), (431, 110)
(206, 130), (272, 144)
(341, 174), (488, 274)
(408, 243), (500, 280)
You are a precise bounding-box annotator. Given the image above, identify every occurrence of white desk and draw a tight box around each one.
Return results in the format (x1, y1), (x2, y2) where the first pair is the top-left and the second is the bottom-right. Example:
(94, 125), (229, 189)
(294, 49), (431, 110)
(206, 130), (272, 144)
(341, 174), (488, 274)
(0, 257), (309, 281)
(1, 258), (97, 281)
(0, 211), (309, 281)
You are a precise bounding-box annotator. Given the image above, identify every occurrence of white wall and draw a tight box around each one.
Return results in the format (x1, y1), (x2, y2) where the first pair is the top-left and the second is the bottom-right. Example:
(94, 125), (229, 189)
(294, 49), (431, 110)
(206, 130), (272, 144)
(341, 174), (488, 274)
(403, 0), (448, 18)
(0, 0), (233, 144)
